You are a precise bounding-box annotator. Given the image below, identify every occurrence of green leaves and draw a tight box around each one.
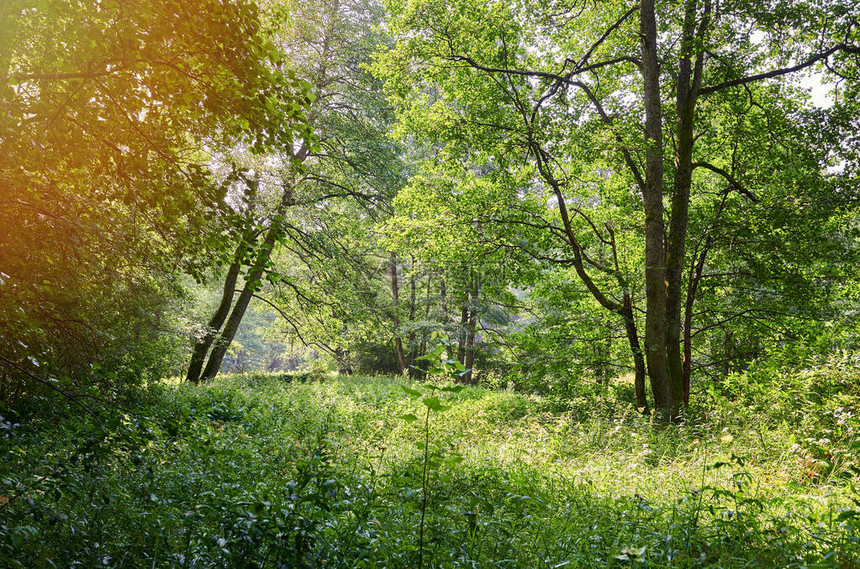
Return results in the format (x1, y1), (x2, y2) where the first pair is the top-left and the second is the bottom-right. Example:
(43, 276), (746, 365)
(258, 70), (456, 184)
(399, 386), (458, 415)
(421, 396), (448, 413)
(401, 386), (423, 398)
(0, 0), (316, 389)
(411, 334), (471, 381)
(615, 545), (646, 562)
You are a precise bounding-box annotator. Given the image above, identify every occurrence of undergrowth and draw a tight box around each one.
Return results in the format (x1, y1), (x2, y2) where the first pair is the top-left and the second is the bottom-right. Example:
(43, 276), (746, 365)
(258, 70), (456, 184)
(1, 366), (859, 567)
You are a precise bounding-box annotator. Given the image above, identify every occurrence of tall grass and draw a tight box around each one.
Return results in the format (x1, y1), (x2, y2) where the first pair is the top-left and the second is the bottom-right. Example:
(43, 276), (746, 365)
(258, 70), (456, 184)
(1, 368), (859, 567)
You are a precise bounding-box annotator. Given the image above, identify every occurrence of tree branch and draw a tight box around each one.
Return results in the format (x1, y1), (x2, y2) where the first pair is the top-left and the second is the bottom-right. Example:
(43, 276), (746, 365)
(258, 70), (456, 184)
(0, 355), (104, 428)
(693, 161), (758, 202)
(699, 44), (860, 96)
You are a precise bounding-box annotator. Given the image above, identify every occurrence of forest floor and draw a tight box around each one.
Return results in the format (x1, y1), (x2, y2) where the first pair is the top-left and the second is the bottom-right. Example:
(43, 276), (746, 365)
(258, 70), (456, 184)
(2, 371), (859, 567)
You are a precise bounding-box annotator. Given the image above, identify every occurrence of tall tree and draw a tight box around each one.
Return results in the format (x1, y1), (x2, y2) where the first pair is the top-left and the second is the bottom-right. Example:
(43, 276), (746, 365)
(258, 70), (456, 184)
(0, 0), (309, 390)
(384, 165), (536, 385)
(188, 0), (404, 381)
(376, 0), (860, 414)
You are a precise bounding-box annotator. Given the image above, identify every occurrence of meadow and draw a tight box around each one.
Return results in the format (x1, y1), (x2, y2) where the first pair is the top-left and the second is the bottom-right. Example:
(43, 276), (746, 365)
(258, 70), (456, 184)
(2, 362), (859, 568)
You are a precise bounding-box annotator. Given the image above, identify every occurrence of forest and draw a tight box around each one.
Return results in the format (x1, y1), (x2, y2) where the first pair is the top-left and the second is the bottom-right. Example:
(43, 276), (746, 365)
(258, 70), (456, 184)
(1, 0), (860, 566)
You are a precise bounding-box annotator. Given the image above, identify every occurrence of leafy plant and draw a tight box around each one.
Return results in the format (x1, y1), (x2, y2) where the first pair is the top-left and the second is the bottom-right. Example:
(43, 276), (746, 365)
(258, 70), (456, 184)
(400, 334), (467, 568)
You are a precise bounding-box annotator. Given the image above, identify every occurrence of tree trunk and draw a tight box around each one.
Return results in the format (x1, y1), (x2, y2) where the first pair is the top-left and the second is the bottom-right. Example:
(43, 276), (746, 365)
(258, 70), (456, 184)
(200, 234), (278, 381)
(186, 260), (241, 383)
(199, 185), (296, 381)
(462, 277), (480, 384)
(186, 176), (260, 384)
(440, 275), (447, 316)
(622, 295), (649, 413)
(639, 0), (674, 415)
(406, 255), (418, 372)
(418, 273), (432, 369)
(682, 307), (693, 404)
(463, 307), (476, 384)
(389, 252), (408, 375)
(457, 300), (468, 365)
(665, 0), (708, 410)
(683, 236), (711, 404)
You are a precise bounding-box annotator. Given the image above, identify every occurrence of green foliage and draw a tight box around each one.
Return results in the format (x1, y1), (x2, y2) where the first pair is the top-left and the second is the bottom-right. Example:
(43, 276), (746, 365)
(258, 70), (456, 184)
(0, 0), (313, 392)
(3, 371), (860, 567)
(413, 333), (469, 380)
(373, 0), (860, 407)
(399, 338), (467, 567)
(708, 351), (860, 484)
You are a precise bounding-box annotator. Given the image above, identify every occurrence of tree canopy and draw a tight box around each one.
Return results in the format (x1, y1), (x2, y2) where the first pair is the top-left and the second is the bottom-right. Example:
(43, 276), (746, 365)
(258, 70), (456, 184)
(374, 0), (860, 412)
(1, 0), (859, 416)
(0, 0), (312, 389)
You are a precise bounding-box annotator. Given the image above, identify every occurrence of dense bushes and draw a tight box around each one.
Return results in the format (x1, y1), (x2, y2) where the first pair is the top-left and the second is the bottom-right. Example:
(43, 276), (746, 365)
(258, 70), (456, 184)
(2, 370), (860, 567)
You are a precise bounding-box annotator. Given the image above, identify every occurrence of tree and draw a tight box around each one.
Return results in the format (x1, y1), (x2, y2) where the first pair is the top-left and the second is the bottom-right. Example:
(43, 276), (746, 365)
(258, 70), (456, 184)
(0, 0), (310, 392)
(187, 0), (406, 382)
(376, 0), (860, 414)
(384, 163), (538, 384)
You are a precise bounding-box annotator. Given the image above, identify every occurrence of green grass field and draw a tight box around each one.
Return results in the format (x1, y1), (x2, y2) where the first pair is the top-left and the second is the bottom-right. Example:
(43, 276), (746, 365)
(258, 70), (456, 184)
(2, 371), (859, 567)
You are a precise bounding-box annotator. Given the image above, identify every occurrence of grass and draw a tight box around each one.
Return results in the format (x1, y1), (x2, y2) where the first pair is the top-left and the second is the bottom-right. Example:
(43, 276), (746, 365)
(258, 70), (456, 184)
(1, 369), (859, 567)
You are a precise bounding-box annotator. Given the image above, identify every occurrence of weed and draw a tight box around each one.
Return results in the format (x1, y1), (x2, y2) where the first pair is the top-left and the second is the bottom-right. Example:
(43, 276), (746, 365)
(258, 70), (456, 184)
(1, 369), (859, 567)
